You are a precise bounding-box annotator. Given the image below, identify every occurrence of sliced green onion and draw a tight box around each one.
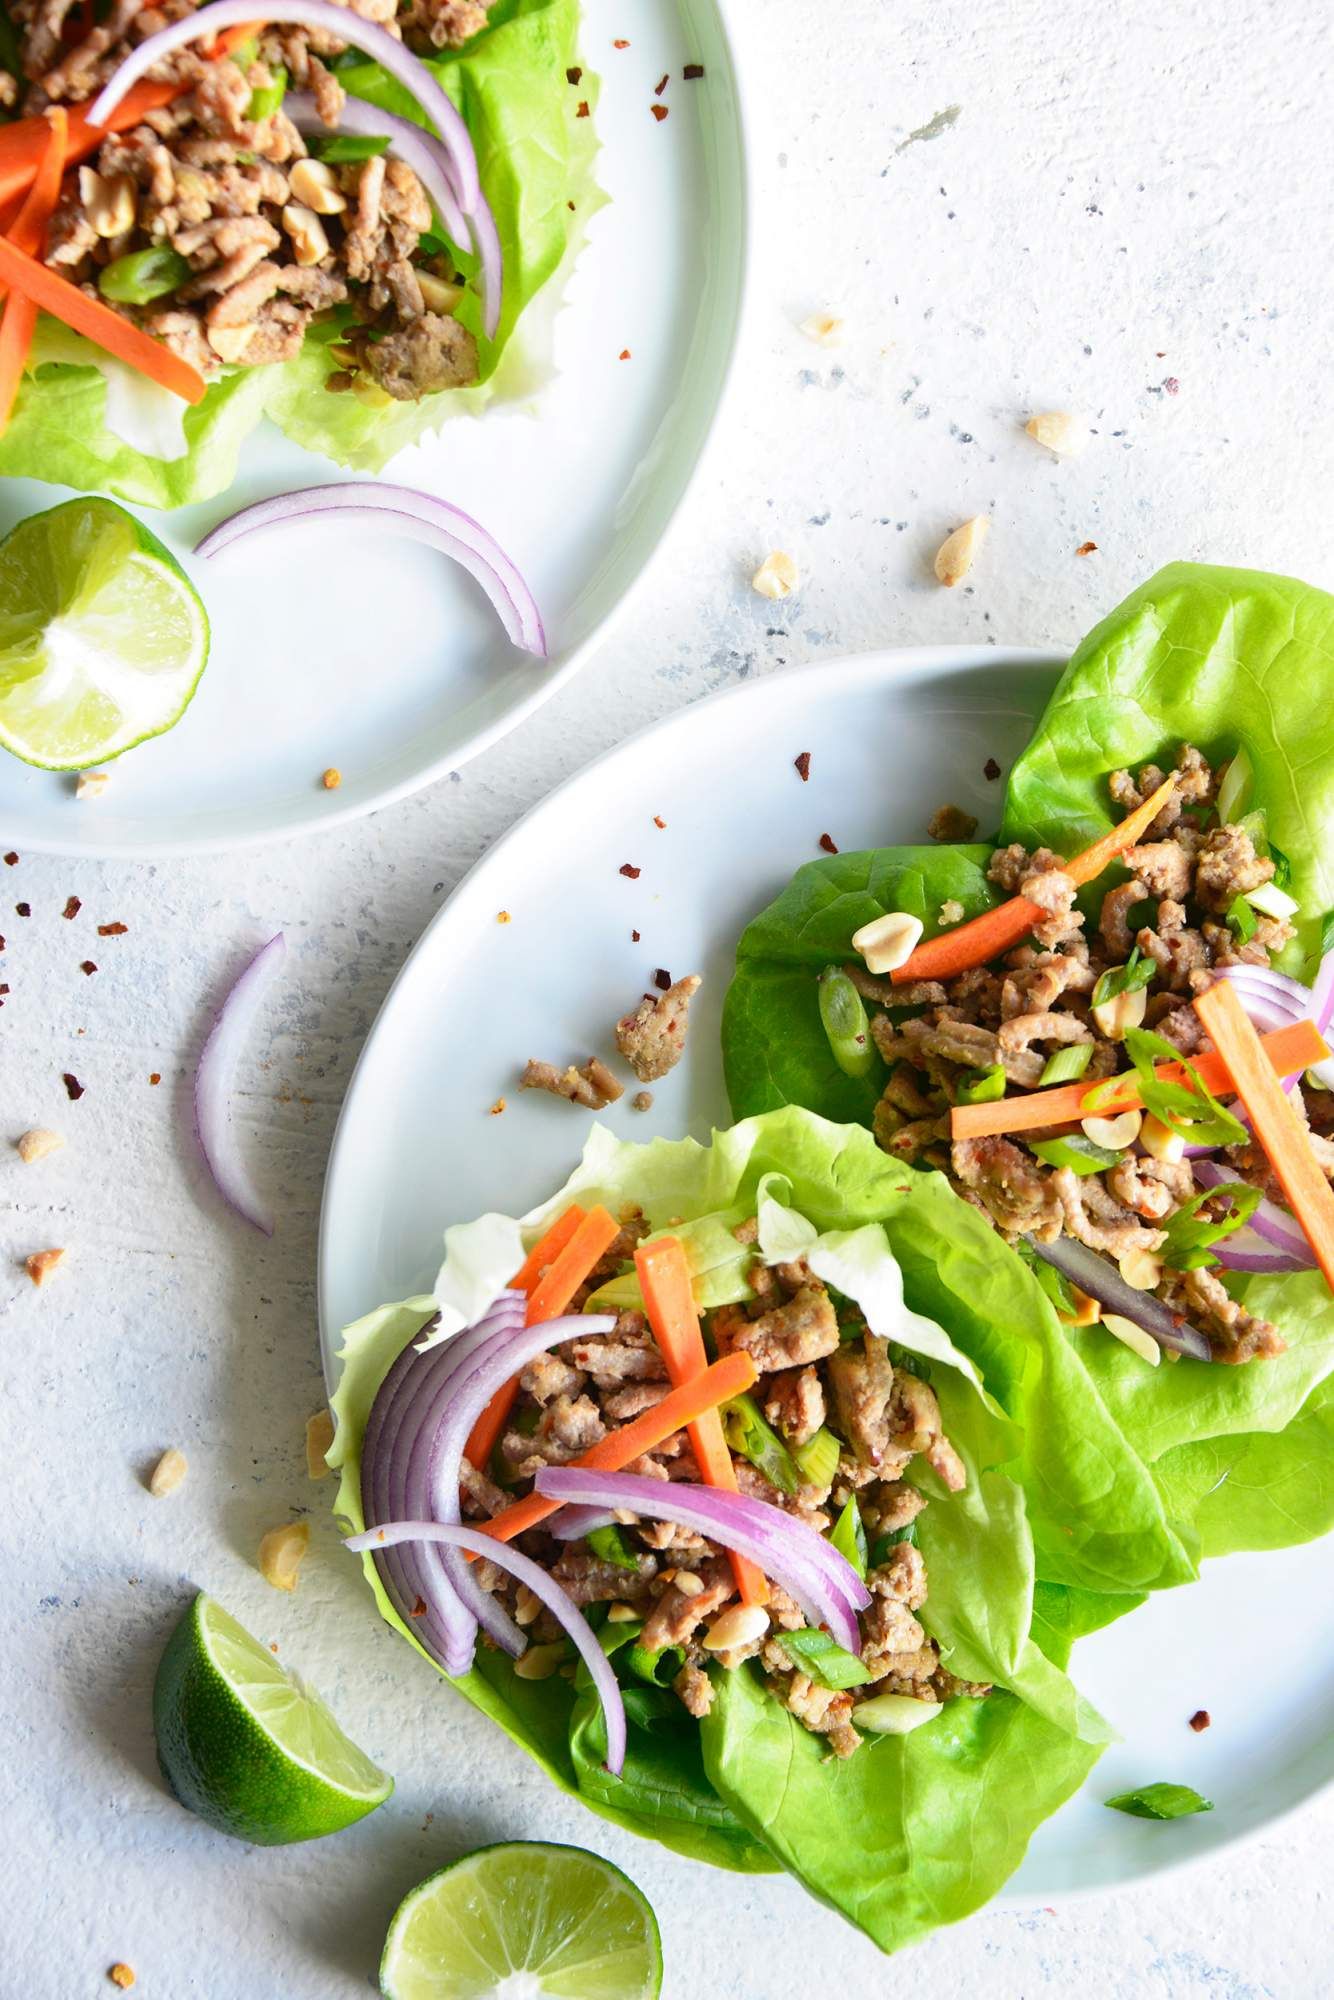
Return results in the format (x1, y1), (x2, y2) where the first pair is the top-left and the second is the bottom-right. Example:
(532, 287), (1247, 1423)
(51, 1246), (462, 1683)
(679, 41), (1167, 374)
(1268, 842), (1292, 891)
(312, 131), (392, 164)
(1091, 946), (1156, 1010)
(1216, 746), (1252, 823)
(625, 1639), (686, 1688)
(1236, 806), (1269, 853)
(829, 1496), (867, 1579)
(1016, 1239), (1078, 1315)
(792, 1425), (840, 1488)
(1028, 1134), (1123, 1175)
(723, 1393), (800, 1495)
(955, 1064), (1006, 1105)
(852, 1692), (942, 1735)
(1226, 893), (1258, 943)
(774, 1628), (871, 1691)
(1321, 909), (1334, 958)
(1104, 1782), (1214, 1821)
(817, 965), (877, 1079)
(1123, 1026), (1249, 1147)
(868, 1519), (917, 1569)
(1038, 1042), (1094, 1087)
(98, 246), (190, 305)
(1160, 1182), (1263, 1271)
(1246, 880), (1299, 921)
(586, 1524), (641, 1572)
(246, 64), (286, 121)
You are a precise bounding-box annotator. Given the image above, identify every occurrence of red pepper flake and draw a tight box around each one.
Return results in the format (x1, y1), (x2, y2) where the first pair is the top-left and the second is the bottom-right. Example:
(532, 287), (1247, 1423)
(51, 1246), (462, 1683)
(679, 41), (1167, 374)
(683, 62), (705, 79)
(80, 960), (97, 976)
(1164, 376), (1180, 396)
(653, 815), (666, 829)
(794, 750), (811, 782)
(1188, 1708), (1211, 1732)
(0, 982), (9, 996)
(613, 37), (629, 48)
(149, 1073), (161, 1086)
(818, 833), (839, 854)
(566, 64), (582, 83)
(3, 852), (16, 865)
(1075, 540), (1098, 556)
(619, 348), (631, 360)
(654, 968), (671, 991)
(98, 921), (128, 937)
(576, 99), (590, 118)
(653, 72), (669, 96)
(63, 1072), (84, 1100)
(16, 901), (30, 916)
(0, 936), (5, 951)
(62, 896), (81, 920)
(631, 929), (641, 942)
(983, 757), (1001, 781)
(619, 863), (641, 879)
(650, 103), (668, 122)
(410, 1596), (428, 1617)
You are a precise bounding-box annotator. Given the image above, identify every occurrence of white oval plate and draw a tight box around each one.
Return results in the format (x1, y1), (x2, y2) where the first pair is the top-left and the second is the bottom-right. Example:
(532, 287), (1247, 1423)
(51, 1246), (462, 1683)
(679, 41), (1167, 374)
(0, 0), (748, 857)
(318, 647), (1334, 1902)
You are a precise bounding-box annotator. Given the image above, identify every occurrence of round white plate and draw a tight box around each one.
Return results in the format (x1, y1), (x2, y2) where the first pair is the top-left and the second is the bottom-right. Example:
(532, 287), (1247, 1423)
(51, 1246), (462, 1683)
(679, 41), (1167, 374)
(0, 0), (749, 857)
(318, 647), (1334, 1902)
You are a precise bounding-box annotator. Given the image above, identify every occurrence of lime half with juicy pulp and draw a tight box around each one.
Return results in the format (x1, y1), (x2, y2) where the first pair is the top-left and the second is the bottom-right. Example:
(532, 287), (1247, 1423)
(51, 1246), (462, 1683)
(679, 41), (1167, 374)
(380, 1842), (663, 2000)
(0, 495), (208, 770)
(153, 1592), (392, 1845)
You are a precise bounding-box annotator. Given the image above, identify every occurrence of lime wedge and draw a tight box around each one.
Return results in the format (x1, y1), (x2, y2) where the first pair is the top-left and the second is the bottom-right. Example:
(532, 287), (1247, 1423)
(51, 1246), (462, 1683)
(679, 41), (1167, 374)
(0, 495), (208, 770)
(380, 1843), (663, 2000)
(153, 1592), (392, 1845)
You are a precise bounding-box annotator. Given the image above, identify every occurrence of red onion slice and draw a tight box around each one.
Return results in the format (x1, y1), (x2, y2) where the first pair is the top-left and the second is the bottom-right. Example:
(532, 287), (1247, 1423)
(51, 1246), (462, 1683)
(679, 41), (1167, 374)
(465, 184), (504, 343)
(286, 89), (469, 261)
(1193, 1160), (1315, 1268)
(347, 1520), (627, 1776)
(548, 1504), (618, 1540)
(195, 484), (546, 658)
(86, 0), (480, 212)
(1025, 1233), (1213, 1362)
(533, 1468), (870, 1653)
(193, 932), (285, 1234)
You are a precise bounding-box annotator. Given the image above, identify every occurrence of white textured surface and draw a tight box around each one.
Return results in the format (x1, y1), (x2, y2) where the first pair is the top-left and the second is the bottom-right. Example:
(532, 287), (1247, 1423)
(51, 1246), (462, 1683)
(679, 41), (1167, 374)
(3, 2), (1332, 1994)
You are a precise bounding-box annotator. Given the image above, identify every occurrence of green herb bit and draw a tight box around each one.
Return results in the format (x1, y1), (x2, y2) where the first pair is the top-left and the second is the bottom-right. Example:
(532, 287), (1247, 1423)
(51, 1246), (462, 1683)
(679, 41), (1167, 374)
(774, 1628), (871, 1691)
(98, 246), (191, 305)
(1091, 945), (1156, 1010)
(1028, 1134), (1123, 1176)
(1039, 1042), (1094, 1087)
(829, 1495), (868, 1579)
(817, 965), (878, 1079)
(1123, 1026), (1249, 1147)
(792, 1425), (840, 1489)
(955, 1063), (1006, 1105)
(246, 65), (287, 122)
(1226, 893), (1258, 944)
(1268, 842), (1292, 891)
(586, 1524), (640, 1572)
(312, 132), (392, 164)
(624, 1640), (686, 1688)
(723, 1393), (800, 1495)
(1321, 909), (1334, 959)
(868, 1519), (917, 1568)
(1160, 1182), (1263, 1271)
(1104, 1782), (1214, 1821)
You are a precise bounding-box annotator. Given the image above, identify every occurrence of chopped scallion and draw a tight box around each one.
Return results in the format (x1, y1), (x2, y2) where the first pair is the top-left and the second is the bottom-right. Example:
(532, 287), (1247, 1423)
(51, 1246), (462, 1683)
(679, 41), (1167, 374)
(774, 1628), (871, 1691)
(868, 1519), (917, 1568)
(1104, 1782), (1214, 1821)
(1226, 893), (1258, 943)
(1123, 1026), (1249, 1148)
(312, 131), (392, 164)
(955, 1064), (1006, 1105)
(1038, 1042), (1094, 1087)
(246, 64), (286, 121)
(723, 1393), (800, 1495)
(792, 1425), (840, 1488)
(829, 1495), (868, 1579)
(1091, 946), (1156, 1010)
(817, 965), (878, 1079)
(98, 246), (190, 305)
(1028, 1134), (1123, 1175)
(586, 1524), (640, 1572)
(1160, 1182), (1263, 1270)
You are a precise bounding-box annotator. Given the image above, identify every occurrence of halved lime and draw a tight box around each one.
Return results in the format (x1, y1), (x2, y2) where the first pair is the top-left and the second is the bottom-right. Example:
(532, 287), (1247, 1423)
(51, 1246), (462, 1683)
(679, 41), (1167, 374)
(0, 495), (208, 770)
(380, 1842), (663, 2000)
(153, 1592), (393, 1845)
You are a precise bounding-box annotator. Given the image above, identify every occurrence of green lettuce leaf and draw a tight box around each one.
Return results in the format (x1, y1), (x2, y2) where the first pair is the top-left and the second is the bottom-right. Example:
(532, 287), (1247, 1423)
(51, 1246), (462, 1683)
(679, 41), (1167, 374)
(0, 0), (601, 507)
(1152, 1371), (1334, 1557)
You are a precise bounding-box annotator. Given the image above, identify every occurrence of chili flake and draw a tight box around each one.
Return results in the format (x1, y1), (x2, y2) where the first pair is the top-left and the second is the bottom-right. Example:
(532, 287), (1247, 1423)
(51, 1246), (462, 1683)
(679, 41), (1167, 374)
(149, 1073), (161, 1086)
(1188, 1709), (1211, 1732)
(63, 1072), (84, 1100)
(98, 921), (128, 936)
(684, 62), (705, 79)
(619, 863), (641, 879)
(613, 37), (629, 48)
(984, 757), (1001, 781)
(1076, 540), (1098, 556)
(631, 929), (641, 942)
(3, 852), (16, 865)
(80, 961), (97, 976)
(650, 103), (668, 122)
(576, 99), (590, 117)
(566, 64), (582, 83)
(818, 833), (839, 854)
(654, 72), (669, 95)
(62, 896), (81, 920)
(489, 1098), (506, 1116)
(653, 815), (666, 828)
(654, 968), (671, 991)
(497, 910), (512, 924)
(794, 750), (811, 781)
(16, 902), (30, 916)
(619, 348), (631, 360)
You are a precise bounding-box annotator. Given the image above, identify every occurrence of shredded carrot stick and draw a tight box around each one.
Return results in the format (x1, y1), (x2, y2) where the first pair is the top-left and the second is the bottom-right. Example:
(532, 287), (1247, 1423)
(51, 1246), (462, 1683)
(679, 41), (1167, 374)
(0, 109), (66, 437)
(206, 20), (264, 58)
(891, 776), (1178, 986)
(636, 1237), (767, 1606)
(0, 234), (207, 403)
(463, 1204), (618, 1472)
(1193, 981), (1334, 1291)
(473, 1351), (759, 1547)
(0, 87), (180, 209)
(0, 295), (38, 436)
(949, 1019), (1329, 1141)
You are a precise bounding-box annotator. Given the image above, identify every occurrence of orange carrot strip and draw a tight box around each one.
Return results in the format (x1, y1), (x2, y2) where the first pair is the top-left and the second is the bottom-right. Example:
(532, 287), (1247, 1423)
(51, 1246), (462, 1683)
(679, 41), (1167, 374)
(950, 1019), (1328, 1141)
(0, 233), (207, 403)
(463, 1204), (618, 1472)
(0, 109), (65, 437)
(0, 88), (180, 208)
(1193, 981), (1334, 1292)
(473, 1351), (759, 1547)
(636, 1237), (767, 1606)
(891, 776), (1178, 985)
(0, 296), (38, 435)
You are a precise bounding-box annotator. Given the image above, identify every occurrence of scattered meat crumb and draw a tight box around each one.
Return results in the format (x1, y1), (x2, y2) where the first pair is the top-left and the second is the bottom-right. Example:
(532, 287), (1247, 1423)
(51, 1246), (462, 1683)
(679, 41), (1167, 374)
(63, 1073), (85, 1101)
(927, 803), (979, 842)
(983, 757), (1001, 781)
(576, 100), (590, 117)
(632, 1091), (654, 1112)
(76, 772), (109, 799)
(1076, 541), (1098, 557)
(322, 768), (342, 790)
(16, 902), (30, 916)
(497, 910), (512, 924)
(17, 1128), (63, 1164)
(26, 1247), (66, 1287)
(651, 103), (668, 122)
(489, 1097), (506, 1115)
(1189, 1709), (1211, 1732)
(818, 833), (839, 854)
(149, 1073), (161, 1086)
(616, 973), (702, 1080)
(620, 863), (641, 879)
(566, 64), (582, 83)
(653, 815), (666, 829)
(794, 750), (811, 782)
(62, 896), (81, 920)
(521, 1058), (623, 1109)
(98, 922), (128, 937)
(684, 62), (705, 78)
(80, 961), (97, 976)
(107, 1968), (135, 1991)
(654, 968), (672, 991)
(654, 72), (669, 95)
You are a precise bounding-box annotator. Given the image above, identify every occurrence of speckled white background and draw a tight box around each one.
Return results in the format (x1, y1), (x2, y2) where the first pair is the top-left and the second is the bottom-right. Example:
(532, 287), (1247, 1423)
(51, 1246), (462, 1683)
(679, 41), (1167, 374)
(4, 2), (1333, 1993)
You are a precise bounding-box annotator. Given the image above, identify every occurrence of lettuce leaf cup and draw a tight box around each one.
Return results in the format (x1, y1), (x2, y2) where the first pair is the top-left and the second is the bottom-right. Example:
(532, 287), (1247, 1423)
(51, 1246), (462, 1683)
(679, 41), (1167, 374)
(330, 1109), (1107, 1955)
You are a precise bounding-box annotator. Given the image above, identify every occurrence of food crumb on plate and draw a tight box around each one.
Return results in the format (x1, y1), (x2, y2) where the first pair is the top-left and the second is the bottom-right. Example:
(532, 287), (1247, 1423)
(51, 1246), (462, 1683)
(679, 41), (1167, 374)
(63, 1072), (84, 1100)
(565, 64), (581, 83)
(17, 1127), (63, 1164)
(258, 1520), (310, 1592)
(619, 348), (631, 360)
(801, 311), (843, 347)
(653, 71), (669, 95)
(98, 921), (128, 936)
(489, 1097), (507, 1116)
(684, 62), (705, 78)
(576, 99), (590, 117)
(521, 1059), (621, 1109)
(794, 750), (811, 781)
(15, 901), (30, 916)
(650, 103), (668, 122)
(653, 814), (666, 828)
(80, 961), (97, 976)
(631, 929), (641, 942)
(496, 910), (512, 924)
(321, 767), (341, 790)
(616, 974), (701, 1080)
(927, 802), (979, 842)
(1189, 1708), (1211, 1732)
(3, 851), (17, 864)
(148, 1447), (188, 1498)
(26, 1247), (66, 1287)
(619, 863), (641, 879)
(76, 772), (108, 799)
(613, 36), (629, 47)
(62, 896), (81, 920)
(148, 1073), (160, 1086)
(752, 551), (799, 600)
(818, 832), (839, 854)
(632, 1090), (654, 1112)
(1076, 540), (1098, 556)
(107, 1966), (135, 1990)
(983, 756), (1001, 780)
(654, 968), (672, 990)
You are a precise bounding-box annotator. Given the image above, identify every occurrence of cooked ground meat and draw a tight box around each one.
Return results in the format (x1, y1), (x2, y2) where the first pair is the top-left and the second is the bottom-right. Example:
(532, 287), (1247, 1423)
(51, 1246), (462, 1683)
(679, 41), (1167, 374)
(927, 803), (979, 843)
(615, 975), (702, 1082)
(714, 1283), (840, 1372)
(520, 1057), (624, 1109)
(761, 1364), (826, 1446)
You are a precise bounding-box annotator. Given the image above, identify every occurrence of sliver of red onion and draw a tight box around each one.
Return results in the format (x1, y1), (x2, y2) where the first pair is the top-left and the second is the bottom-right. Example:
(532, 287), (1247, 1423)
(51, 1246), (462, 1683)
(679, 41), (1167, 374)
(193, 932), (285, 1234)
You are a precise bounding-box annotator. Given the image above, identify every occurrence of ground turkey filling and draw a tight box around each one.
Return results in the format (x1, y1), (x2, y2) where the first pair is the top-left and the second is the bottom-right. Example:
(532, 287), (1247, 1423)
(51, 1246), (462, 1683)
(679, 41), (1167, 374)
(460, 1220), (990, 1759)
(862, 743), (1321, 1363)
(10, 0), (490, 396)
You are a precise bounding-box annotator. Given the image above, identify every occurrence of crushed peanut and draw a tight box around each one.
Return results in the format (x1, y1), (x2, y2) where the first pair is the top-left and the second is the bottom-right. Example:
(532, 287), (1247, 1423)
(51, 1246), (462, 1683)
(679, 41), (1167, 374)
(258, 1520), (310, 1592)
(17, 1127), (64, 1164)
(514, 1584), (542, 1626)
(321, 768), (342, 790)
(514, 1641), (566, 1680)
(800, 310), (843, 346)
(26, 1247), (65, 1286)
(148, 1447), (188, 1498)
(289, 156), (347, 214)
(76, 771), (109, 799)
(606, 1601), (638, 1623)
(672, 1569), (706, 1599)
(206, 323), (255, 364)
(1025, 409), (1086, 456)
(496, 910), (512, 924)
(305, 1408), (335, 1480)
(938, 900), (965, 926)
(489, 1098), (507, 1116)
(107, 1966), (136, 1990)
(933, 515), (989, 587)
(750, 550), (800, 600)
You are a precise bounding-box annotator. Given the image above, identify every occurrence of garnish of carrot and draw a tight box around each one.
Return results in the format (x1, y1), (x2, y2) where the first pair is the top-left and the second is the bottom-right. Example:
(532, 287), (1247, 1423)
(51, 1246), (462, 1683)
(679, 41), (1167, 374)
(0, 233), (207, 404)
(1193, 980), (1334, 1291)
(636, 1236), (767, 1606)
(0, 88), (180, 209)
(462, 1203), (618, 1472)
(950, 1019), (1328, 1141)
(473, 1349), (759, 1547)
(890, 776), (1178, 985)
(0, 108), (66, 437)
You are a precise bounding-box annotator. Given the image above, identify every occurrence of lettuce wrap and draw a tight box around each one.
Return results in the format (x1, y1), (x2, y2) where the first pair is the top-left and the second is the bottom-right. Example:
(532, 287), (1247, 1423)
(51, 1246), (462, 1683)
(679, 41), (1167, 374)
(0, 0), (600, 509)
(721, 562), (1334, 1608)
(329, 1109), (1107, 1955)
